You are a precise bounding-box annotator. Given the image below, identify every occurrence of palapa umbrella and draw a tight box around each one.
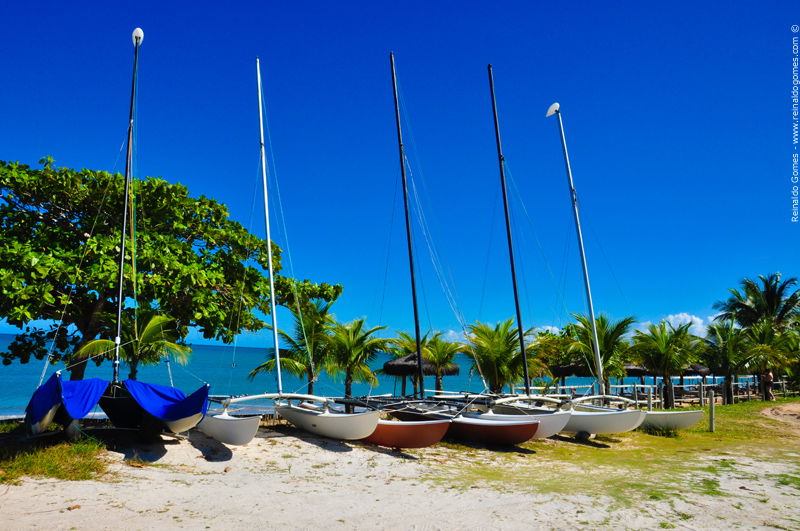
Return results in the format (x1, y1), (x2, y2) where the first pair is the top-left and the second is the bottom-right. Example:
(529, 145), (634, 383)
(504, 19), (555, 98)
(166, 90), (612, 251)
(382, 353), (460, 395)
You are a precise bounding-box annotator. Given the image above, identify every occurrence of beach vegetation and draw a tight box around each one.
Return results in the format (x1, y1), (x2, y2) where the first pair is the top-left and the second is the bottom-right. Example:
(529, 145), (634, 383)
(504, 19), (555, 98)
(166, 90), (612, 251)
(73, 311), (190, 380)
(465, 319), (546, 393)
(0, 436), (106, 484)
(566, 314), (635, 391)
(631, 321), (700, 408)
(324, 318), (390, 407)
(0, 158), (341, 380)
(424, 332), (465, 392)
(249, 298), (334, 394)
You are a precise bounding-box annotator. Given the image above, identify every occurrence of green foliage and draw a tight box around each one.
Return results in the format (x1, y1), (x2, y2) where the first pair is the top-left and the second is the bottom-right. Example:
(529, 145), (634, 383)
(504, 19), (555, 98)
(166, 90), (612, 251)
(324, 318), (389, 401)
(424, 332), (465, 391)
(632, 321), (700, 408)
(713, 273), (800, 330)
(466, 319), (545, 394)
(567, 313), (635, 388)
(75, 311), (191, 380)
(0, 159), (341, 377)
(0, 437), (106, 483)
(249, 298), (334, 394)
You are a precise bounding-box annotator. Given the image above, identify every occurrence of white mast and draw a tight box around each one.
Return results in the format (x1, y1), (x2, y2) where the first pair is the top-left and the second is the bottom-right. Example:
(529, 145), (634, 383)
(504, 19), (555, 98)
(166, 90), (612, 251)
(547, 103), (605, 395)
(256, 57), (283, 395)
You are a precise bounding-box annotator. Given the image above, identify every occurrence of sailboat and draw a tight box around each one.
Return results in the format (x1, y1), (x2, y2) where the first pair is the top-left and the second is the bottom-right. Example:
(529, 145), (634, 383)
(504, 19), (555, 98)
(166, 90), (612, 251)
(25, 28), (209, 438)
(358, 52), (451, 449)
(543, 102), (645, 437)
(197, 57), (380, 444)
(365, 62), (541, 447)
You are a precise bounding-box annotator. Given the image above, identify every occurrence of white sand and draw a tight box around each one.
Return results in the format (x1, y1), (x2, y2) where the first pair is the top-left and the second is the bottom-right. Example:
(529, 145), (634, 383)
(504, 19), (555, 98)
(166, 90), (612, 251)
(3, 406), (800, 530)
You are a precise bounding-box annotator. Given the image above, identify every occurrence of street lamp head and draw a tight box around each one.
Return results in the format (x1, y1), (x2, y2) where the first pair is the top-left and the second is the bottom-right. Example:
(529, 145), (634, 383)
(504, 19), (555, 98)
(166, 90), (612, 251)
(132, 28), (144, 46)
(546, 102), (560, 117)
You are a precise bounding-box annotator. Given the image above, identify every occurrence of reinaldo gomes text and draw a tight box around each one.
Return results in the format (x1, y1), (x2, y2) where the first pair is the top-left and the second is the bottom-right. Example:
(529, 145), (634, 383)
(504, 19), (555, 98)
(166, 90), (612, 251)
(793, 153), (799, 222)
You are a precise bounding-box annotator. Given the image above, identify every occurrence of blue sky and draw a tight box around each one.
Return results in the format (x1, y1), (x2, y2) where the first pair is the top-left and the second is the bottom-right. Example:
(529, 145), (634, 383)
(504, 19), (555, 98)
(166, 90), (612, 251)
(1, 1), (798, 347)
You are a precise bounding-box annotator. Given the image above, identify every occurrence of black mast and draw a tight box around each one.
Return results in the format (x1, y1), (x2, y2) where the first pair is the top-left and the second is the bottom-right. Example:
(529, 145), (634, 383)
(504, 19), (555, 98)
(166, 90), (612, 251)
(390, 52), (425, 399)
(113, 29), (142, 384)
(487, 64), (531, 395)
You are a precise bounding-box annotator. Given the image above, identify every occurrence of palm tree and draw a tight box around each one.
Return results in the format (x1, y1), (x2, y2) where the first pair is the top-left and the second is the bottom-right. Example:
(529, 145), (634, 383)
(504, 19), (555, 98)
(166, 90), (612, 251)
(714, 273), (800, 331)
(249, 299), (332, 394)
(567, 314), (635, 392)
(466, 319), (543, 394)
(632, 321), (699, 408)
(324, 318), (390, 408)
(424, 332), (464, 392)
(743, 319), (798, 399)
(75, 311), (191, 380)
(703, 320), (751, 404)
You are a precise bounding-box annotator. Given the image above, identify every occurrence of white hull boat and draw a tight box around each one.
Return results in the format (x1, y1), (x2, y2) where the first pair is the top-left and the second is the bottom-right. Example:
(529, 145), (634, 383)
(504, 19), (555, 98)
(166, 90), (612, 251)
(564, 407), (646, 435)
(276, 402), (380, 440)
(197, 411), (261, 446)
(641, 409), (703, 430)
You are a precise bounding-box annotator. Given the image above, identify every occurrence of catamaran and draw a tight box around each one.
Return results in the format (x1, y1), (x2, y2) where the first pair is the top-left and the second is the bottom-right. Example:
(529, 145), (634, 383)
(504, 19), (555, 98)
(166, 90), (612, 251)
(26, 28), (209, 439)
(197, 57), (380, 445)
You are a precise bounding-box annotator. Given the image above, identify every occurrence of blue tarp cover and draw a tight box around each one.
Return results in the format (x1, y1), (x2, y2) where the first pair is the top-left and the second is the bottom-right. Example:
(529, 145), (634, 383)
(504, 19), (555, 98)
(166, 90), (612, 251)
(25, 373), (108, 425)
(123, 379), (209, 422)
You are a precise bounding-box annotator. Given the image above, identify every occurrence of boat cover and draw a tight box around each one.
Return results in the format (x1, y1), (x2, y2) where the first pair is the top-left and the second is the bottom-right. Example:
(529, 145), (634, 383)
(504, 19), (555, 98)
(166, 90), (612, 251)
(123, 379), (209, 422)
(25, 372), (109, 425)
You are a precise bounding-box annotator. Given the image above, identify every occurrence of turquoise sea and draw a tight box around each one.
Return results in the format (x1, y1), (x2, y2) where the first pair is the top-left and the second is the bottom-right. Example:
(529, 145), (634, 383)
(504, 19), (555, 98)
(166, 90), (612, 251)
(0, 333), (711, 418)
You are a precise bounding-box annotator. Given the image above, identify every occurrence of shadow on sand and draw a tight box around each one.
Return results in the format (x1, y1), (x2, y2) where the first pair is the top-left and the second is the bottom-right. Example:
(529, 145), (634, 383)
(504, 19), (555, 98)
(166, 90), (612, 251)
(265, 424), (354, 453)
(551, 434), (612, 449)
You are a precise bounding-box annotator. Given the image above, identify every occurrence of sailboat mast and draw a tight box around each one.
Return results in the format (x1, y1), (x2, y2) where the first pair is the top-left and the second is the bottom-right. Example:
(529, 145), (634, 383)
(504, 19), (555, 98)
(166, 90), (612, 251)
(389, 53), (425, 399)
(256, 57), (283, 395)
(549, 104), (604, 395)
(487, 65), (531, 396)
(113, 28), (143, 384)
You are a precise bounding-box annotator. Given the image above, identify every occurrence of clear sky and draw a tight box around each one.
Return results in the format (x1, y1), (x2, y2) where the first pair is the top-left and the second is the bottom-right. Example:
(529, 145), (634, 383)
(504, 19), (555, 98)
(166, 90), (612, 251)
(1, 1), (798, 347)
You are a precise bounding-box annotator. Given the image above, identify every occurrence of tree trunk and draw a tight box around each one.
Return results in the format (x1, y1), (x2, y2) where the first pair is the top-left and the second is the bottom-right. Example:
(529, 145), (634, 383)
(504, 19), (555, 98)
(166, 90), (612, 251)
(306, 369), (314, 395)
(344, 371), (353, 413)
(664, 379), (675, 409)
(724, 375), (734, 405)
(435, 373), (443, 392)
(128, 359), (139, 381)
(401, 376), (407, 396)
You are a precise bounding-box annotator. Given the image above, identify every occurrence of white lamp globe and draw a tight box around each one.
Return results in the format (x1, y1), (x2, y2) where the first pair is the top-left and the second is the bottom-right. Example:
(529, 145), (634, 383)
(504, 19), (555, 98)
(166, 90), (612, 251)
(132, 28), (144, 45)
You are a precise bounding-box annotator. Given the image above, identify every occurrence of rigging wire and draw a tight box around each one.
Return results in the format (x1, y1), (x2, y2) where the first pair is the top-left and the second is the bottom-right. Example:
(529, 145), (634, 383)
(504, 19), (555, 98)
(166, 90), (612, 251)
(259, 79), (317, 391)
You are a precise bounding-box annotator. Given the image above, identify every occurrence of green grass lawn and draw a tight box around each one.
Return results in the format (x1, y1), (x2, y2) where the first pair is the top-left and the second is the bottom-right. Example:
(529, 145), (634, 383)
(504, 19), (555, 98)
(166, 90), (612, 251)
(0, 422), (107, 484)
(420, 398), (800, 505)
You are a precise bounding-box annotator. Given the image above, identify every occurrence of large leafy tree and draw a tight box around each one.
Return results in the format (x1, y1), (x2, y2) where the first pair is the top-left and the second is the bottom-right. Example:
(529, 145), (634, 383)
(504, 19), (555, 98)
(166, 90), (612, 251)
(713, 273), (800, 331)
(0, 159), (341, 379)
(74, 311), (191, 381)
(324, 318), (389, 407)
(567, 313), (636, 392)
(248, 299), (334, 394)
(466, 319), (545, 394)
(632, 321), (699, 408)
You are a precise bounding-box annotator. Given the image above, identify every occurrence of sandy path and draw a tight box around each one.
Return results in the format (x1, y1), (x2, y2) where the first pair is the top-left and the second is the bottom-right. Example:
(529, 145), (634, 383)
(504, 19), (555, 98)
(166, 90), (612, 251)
(2, 408), (800, 530)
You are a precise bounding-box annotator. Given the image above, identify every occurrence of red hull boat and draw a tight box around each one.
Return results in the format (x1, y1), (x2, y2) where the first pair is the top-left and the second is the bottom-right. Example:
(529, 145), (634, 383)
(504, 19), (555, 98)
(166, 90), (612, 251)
(389, 408), (539, 446)
(362, 418), (451, 449)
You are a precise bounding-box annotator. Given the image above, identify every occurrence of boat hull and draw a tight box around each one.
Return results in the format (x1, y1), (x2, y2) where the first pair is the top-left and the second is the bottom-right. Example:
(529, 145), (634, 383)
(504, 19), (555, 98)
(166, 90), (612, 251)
(197, 412), (261, 445)
(389, 409), (539, 446)
(361, 418), (450, 449)
(641, 410), (703, 430)
(448, 416), (539, 446)
(563, 408), (646, 434)
(465, 408), (572, 439)
(276, 404), (380, 440)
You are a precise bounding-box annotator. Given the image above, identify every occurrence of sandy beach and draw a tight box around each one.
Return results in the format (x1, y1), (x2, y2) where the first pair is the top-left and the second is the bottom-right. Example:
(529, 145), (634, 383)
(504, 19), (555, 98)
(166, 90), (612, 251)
(3, 403), (800, 530)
